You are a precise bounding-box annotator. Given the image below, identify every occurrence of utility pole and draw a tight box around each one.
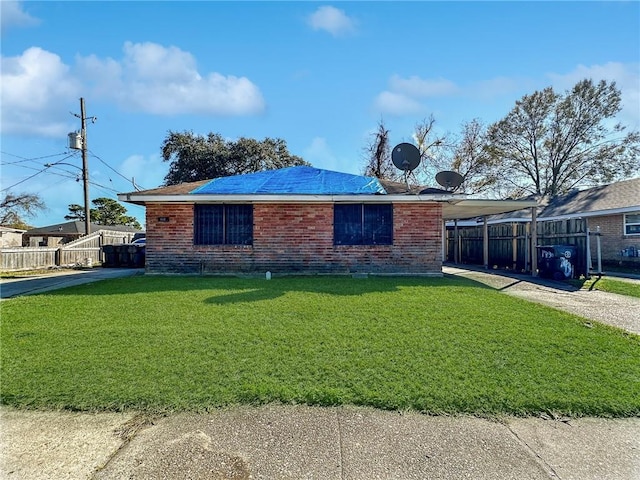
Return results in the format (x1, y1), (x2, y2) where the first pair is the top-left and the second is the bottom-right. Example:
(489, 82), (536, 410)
(69, 98), (95, 236)
(80, 98), (90, 236)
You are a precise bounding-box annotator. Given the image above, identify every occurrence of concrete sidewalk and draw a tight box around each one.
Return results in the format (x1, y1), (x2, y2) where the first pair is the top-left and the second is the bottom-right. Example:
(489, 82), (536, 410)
(2, 405), (639, 480)
(0, 268), (142, 300)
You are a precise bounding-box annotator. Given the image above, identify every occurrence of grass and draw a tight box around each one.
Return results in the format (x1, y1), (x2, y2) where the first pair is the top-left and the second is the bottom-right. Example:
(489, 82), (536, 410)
(1, 275), (638, 417)
(582, 277), (640, 298)
(0, 266), (95, 278)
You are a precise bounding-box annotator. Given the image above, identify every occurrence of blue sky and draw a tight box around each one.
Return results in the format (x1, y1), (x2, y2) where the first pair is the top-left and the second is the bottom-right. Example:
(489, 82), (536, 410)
(1, 1), (639, 228)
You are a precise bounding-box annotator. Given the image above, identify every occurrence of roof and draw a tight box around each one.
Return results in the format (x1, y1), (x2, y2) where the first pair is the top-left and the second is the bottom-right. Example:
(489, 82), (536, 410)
(0, 226), (26, 233)
(191, 166), (386, 195)
(457, 177), (640, 224)
(541, 177), (639, 218)
(118, 166), (538, 218)
(25, 221), (141, 235)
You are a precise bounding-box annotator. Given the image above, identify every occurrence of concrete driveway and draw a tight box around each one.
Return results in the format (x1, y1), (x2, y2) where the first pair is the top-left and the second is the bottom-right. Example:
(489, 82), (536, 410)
(0, 268), (142, 300)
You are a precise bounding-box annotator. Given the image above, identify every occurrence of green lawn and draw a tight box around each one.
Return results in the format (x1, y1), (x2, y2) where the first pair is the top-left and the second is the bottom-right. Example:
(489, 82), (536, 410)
(1, 275), (638, 417)
(584, 277), (640, 298)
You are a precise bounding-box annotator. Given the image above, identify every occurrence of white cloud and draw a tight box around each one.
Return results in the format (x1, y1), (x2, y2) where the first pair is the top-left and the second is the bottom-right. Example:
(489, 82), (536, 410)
(0, 1), (40, 31)
(0, 47), (80, 136)
(373, 91), (425, 117)
(467, 76), (531, 101)
(547, 62), (640, 128)
(1, 42), (267, 136)
(119, 154), (169, 190)
(308, 6), (356, 37)
(303, 137), (347, 172)
(84, 41), (266, 116)
(389, 75), (458, 98)
(373, 75), (459, 117)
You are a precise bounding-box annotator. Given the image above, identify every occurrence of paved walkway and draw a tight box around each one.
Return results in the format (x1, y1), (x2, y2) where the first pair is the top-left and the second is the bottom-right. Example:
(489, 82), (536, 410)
(2, 405), (639, 480)
(1, 266), (638, 479)
(0, 268), (142, 300)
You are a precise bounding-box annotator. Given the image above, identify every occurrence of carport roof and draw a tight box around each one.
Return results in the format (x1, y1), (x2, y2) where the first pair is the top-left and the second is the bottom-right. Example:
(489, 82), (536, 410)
(442, 199), (538, 220)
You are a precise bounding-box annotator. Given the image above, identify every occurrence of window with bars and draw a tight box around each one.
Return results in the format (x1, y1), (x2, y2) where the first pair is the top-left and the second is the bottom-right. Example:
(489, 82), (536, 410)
(194, 204), (253, 245)
(624, 213), (640, 236)
(334, 204), (393, 245)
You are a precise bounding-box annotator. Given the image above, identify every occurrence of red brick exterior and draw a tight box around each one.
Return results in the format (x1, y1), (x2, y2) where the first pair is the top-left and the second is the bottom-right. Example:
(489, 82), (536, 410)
(145, 202), (443, 275)
(587, 214), (640, 268)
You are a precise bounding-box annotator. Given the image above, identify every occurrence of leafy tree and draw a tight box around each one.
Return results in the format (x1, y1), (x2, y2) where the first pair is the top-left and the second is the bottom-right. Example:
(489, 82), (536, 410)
(65, 197), (141, 229)
(0, 191), (45, 229)
(486, 79), (640, 197)
(161, 131), (309, 185)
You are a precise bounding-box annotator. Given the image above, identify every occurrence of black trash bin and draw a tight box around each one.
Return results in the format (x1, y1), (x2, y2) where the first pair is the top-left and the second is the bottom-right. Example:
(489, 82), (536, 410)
(537, 245), (577, 280)
(131, 245), (145, 268)
(120, 245), (140, 267)
(101, 244), (119, 268)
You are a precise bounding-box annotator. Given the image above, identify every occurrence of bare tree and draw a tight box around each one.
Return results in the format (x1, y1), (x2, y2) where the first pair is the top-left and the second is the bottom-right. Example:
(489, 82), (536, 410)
(0, 191), (45, 229)
(411, 116), (449, 186)
(450, 119), (499, 194)
(362, 119), (398, 180)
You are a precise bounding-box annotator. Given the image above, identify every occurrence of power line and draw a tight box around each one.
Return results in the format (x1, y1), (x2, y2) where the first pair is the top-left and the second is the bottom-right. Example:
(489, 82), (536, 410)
(1, 154), (77, 192)
(88, 149), (145, 190)
(0, 151), (71, 165)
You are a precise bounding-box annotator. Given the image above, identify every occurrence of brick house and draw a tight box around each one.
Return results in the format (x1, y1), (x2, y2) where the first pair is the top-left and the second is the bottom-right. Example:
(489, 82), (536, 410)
(538, 178), (640, 269)
(119, 166), (537, 275)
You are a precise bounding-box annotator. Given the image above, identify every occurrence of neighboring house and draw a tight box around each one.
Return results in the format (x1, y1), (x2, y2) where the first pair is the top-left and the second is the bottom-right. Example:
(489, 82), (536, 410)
(0, 226), (26, 247)
(119, 166), (536, 275)
(540, 178), (640, 268)
(23, 221), (141, 247)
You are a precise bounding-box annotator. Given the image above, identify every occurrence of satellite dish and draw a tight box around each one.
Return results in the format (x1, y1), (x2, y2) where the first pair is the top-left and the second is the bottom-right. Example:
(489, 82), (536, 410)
(392, 143), (421, 172)
(435, 170), (464, 190)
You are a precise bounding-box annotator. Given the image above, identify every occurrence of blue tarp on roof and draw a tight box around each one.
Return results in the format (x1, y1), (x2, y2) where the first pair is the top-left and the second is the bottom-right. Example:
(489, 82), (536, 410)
(190, 166), (387, 195)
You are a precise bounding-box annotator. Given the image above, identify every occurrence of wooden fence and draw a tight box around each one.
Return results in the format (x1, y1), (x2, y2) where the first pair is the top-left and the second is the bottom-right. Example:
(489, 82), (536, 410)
(0, 230), (137, 271)
(446, 218), (589, 277)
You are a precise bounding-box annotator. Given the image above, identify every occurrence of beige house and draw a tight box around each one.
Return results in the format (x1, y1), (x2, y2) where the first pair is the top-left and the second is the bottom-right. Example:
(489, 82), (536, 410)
(0, 226), (25, 247)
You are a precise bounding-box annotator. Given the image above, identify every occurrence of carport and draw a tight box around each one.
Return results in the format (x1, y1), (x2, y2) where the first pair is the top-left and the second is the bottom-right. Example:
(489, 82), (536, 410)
(441, 199), (539, 274)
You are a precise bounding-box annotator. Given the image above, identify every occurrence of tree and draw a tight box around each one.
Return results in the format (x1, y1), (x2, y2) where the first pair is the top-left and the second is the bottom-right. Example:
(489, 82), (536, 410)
(486, 79), (640, 197)
(65, 197), (141, 229)
(449, 119), (498, 194)
(0, 191), (45, 229)
(161, 131), (309, 185)
(362, 119), (398, 180)
(411, 116), (449, 185)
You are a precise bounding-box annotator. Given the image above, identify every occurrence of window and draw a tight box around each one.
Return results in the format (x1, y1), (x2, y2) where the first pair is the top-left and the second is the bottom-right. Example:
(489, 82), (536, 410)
(194, 204), (253, 245)
(625, 213), (640, 235)
(334, 204), (393, 245)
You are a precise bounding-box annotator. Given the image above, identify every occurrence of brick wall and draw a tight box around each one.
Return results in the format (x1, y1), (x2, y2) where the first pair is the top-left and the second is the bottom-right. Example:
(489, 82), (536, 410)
(145, 202), (443, 275)
(587, 214), (640, 267)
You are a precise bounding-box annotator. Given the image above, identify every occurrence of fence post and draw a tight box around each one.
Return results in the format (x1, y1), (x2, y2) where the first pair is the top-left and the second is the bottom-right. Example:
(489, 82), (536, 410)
(512, 223), (518, 270)
(483, 216), (489, 269)
(55, 247), (62, 266)
(454, 219), (459, 264)
(530, 206), (538, 276)
(585, 226), (592, 279)
(596, 226), (602, 275)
